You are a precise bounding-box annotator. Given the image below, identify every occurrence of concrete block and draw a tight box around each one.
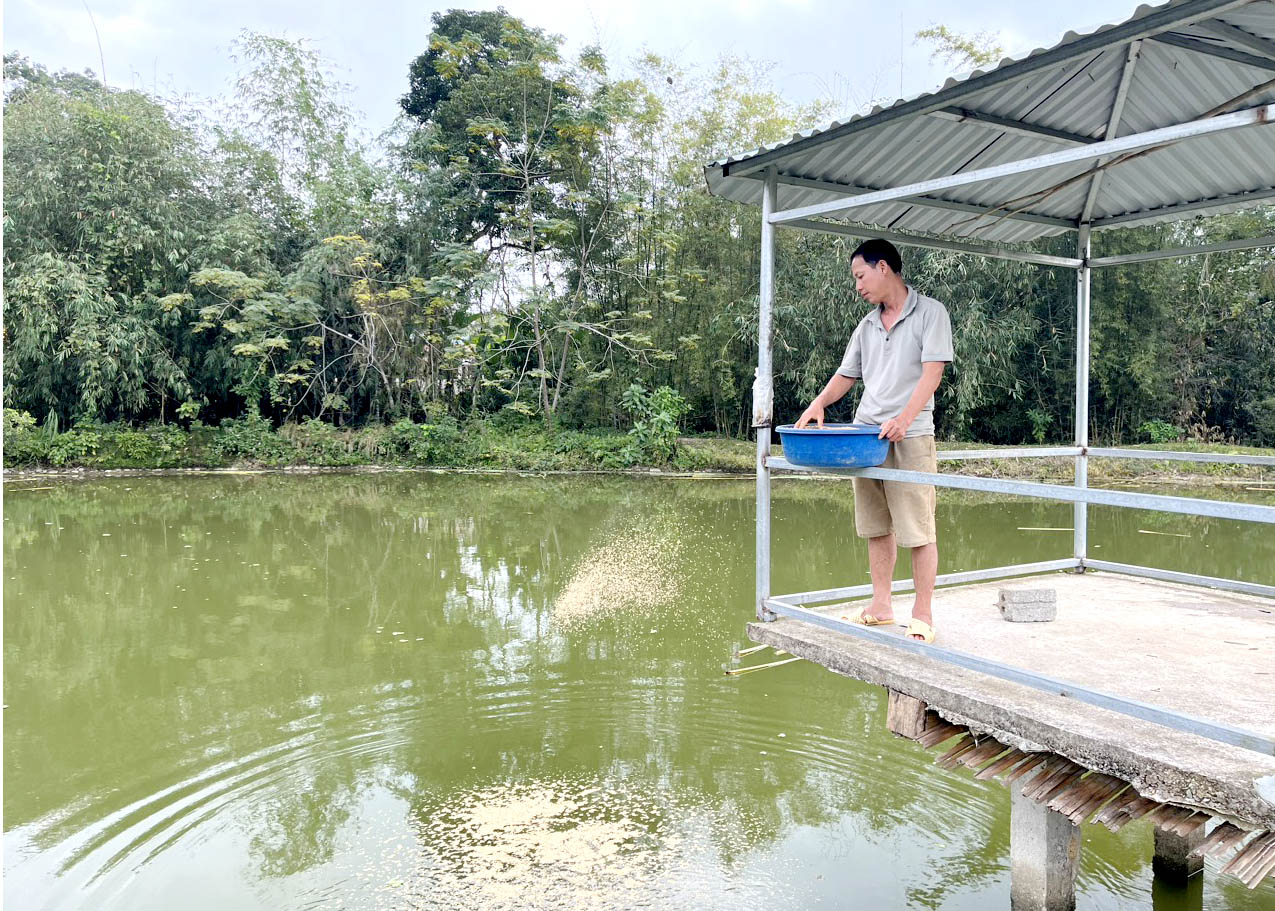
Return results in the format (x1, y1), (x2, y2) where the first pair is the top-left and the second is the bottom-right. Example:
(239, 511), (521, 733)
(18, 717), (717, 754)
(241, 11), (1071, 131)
(1011, 788), (1081, 911)
(1152, 823), (1205, 882)
(1000, 588), (1058, 622)
(1000, 588), (1057, 604)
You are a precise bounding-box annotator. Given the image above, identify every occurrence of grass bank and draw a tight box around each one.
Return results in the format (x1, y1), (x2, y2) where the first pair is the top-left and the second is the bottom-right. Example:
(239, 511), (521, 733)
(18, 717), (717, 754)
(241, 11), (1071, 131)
(4, 411), (1271, 485)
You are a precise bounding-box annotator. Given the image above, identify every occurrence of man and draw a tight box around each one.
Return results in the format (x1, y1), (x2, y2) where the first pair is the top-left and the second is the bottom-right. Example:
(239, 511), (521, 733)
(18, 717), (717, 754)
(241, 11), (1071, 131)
(795, 239), (953, 643)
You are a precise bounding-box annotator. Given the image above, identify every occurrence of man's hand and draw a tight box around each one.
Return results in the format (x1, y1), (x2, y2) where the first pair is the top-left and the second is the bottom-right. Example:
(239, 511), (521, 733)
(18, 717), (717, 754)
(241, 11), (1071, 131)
(878, 416), (908, 442)
(795, 403), (825, 429)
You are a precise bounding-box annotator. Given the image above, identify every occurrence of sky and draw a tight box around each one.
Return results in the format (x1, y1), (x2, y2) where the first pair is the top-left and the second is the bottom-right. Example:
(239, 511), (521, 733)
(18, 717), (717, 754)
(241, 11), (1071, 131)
(5, 0), (1151, 137)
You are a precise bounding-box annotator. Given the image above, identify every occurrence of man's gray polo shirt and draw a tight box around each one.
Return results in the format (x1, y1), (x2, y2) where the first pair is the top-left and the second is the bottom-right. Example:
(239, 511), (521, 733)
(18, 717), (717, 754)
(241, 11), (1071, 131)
(836, 287), (954, 438)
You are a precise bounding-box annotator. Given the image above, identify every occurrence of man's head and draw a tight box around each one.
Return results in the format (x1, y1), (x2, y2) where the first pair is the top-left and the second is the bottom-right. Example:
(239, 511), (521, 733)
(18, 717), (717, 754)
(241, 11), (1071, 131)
(850, 239), (905, 305)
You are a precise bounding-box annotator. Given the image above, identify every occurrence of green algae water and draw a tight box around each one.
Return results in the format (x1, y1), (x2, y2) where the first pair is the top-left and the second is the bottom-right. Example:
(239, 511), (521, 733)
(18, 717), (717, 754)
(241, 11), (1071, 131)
(4, 473), (1273, 910)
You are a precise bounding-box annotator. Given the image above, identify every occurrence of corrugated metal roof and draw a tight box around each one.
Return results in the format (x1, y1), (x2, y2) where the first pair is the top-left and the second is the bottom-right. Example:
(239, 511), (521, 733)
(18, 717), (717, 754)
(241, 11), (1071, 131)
(704, 0), (1275, 244)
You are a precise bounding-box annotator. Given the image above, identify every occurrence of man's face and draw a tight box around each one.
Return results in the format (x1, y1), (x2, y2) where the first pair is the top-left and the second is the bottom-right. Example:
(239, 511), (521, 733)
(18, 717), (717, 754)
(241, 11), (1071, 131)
(851, 256), (892, 304)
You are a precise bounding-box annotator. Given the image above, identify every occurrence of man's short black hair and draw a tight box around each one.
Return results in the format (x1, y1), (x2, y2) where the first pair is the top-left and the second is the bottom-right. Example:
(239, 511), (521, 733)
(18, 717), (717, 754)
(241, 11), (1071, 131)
(851, 238), (903, 275)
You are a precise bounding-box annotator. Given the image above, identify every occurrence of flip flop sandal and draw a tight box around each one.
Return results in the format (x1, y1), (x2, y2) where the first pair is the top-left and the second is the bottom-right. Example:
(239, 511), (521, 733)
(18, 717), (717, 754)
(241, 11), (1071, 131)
(905, 618), (936, 643)
(842, 606), (895, 626)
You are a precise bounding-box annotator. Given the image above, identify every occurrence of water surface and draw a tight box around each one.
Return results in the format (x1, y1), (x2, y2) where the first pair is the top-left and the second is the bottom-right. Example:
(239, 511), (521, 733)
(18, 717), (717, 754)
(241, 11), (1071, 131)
(5, 473), (1273, 909)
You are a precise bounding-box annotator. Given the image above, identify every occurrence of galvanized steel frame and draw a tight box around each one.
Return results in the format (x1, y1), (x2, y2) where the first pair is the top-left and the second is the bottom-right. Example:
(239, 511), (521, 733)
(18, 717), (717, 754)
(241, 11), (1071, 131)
(760, 595), (1275, 755)
(1089, 235), (1275, 266)
(767, 105), (1273, 227)
(750, 84), (1275, 748)
(722, 0), (1257, 178)
(765, 457), (1275, 524)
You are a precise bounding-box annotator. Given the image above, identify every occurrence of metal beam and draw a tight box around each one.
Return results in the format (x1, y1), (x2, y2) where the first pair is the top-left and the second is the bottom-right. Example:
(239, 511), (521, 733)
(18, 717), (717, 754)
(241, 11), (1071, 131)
(1087, 446), (1275, 466)
(1081, 559), (1275, 599)
(769, 105), (1274, 225)
(784, 217), (1083, 269)
(928, 106), (1100, 145)
(936, 447), (1083, 460)
(1089, 234), (1275, 265)
(755, 169), (777, 622)
(1150, 32), (1275, 72)
(774, 559), (1080, 606)
(721, 0), (1254, 177)
(765, 457), (1275, 524)
(1081, 41), (1143, 224)
(1074, 225), (1092, 565)
(1197, 19), (1275, 61)
(761, 596), (1275, 755)
(1091, 187), (1275, 228)
(753, 172), (1076, 230)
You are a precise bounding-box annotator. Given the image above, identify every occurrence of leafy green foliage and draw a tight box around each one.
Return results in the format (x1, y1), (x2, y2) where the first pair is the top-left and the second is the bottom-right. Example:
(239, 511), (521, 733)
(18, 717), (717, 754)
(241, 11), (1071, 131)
(4, 22), (1273, 455)
(211, 414), (298, 465)
(621, 383), (691, 464)
(915, 26), (1004, 69)
(384, 417), (466, 465)
(1138, 419), (1184, 444)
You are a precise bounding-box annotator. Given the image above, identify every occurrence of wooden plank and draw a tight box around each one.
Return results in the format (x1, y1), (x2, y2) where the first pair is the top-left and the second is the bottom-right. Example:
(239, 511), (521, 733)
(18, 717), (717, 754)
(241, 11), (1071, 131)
(1093, 788), (1142, 826)
(1223, 831), (1275, 878)
(1195, 821), (1245, 857)
(959, 739), (1010, 769)
(1004, 752), (1052, 782)
(1024, 761), (1085, 801)
(974, 748), (1031, 780)
(935, 734), (979, 768)
(918, 722), (966, 749)
(1038, 768), (1088, 804)
(1070, 778), (1128, 824)
(886, 690), (930, 740)
(1107, 796), (1161, 831)
(1241, 838), (1275, 888)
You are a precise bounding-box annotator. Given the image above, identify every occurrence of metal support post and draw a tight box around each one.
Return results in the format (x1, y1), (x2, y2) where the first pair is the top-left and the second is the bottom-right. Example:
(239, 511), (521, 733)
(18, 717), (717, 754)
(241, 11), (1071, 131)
(755, 167), (778, 620)
(1073, 225), (1091, 569)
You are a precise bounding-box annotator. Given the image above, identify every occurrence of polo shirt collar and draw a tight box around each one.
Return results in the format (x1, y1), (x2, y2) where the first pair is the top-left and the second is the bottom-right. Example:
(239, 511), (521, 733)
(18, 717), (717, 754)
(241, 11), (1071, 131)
(869, 286), (919, 327)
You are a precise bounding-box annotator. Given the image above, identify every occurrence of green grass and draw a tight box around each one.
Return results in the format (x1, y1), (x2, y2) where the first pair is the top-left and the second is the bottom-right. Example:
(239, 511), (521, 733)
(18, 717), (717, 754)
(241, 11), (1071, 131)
(4, 409), (1271, 483)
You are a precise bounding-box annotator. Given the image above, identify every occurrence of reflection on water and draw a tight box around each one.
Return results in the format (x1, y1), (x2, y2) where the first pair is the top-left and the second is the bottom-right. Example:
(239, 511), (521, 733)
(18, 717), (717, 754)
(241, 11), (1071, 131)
(4, 474), (1272, 910)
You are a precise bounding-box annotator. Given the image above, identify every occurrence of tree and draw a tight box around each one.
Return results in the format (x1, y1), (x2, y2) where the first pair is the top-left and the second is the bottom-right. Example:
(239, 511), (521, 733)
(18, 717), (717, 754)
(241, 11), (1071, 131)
(228, 31), (384, 241)
(915, 25), (1004, 70)
(3, 56), (202, 422)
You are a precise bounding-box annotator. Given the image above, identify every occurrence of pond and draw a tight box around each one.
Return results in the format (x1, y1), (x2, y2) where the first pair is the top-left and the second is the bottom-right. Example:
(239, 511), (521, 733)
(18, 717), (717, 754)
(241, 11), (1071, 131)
(4, 473), (1273, 910)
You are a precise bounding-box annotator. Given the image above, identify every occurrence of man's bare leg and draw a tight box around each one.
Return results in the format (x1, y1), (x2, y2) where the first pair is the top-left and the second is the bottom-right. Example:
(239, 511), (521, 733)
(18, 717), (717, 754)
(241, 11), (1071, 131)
(866, 533), (897, 621)
(909, 542), (938, 637)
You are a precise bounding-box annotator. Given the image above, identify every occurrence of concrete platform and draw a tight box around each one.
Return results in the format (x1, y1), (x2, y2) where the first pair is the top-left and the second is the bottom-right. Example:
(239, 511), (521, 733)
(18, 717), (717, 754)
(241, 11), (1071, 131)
(747, 570), (1275, 829)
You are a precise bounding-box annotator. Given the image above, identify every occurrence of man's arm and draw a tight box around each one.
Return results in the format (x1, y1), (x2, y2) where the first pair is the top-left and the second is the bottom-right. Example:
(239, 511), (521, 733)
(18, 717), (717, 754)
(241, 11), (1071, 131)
(795, 373), (858, 429)
(878, 361), (946, 442)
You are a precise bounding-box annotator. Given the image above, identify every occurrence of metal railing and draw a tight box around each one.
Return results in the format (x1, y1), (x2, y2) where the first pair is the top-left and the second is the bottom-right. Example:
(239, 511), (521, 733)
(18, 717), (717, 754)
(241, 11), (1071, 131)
(748, 105), (1275, 753)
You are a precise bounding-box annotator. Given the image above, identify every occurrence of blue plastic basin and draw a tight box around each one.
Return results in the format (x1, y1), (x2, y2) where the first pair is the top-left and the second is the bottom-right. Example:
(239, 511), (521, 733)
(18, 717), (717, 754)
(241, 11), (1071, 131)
(776, 423), (888, 469)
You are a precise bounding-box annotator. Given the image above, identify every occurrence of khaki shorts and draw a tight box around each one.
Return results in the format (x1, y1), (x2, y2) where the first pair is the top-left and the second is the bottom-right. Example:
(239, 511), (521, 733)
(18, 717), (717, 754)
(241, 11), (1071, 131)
(853, 435), (937, 547)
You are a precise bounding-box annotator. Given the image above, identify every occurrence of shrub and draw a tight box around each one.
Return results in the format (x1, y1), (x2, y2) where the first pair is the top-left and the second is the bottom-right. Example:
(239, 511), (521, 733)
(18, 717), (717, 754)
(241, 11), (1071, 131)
(384, 417), (467, 465)
(1247, 397), (1275, 446)
(211, 414), (296, 465)
(94, 424), (191, 468)
(621, 384), (691, 464)
(3, 409), (49, 466)
(279, 418), (362, 466)
(47, 427), (101, 466)
(1137, 419), (1183, 444)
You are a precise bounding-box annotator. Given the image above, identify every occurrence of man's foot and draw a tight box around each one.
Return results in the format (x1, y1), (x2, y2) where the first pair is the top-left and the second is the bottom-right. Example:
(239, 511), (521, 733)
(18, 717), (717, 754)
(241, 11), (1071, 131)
(905, 618), (936, 643)
(842, 605), (896, 626)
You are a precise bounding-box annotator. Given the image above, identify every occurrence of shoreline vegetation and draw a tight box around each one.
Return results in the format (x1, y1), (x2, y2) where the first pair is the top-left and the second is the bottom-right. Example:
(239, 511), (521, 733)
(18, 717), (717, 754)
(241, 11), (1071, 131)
(6, 23), (1275, 476)
(4, 415), (1271, 486)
